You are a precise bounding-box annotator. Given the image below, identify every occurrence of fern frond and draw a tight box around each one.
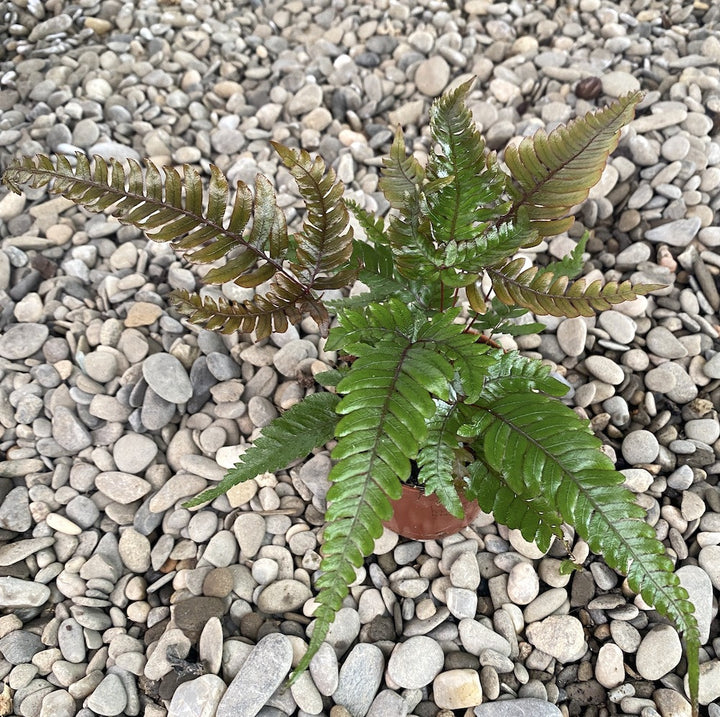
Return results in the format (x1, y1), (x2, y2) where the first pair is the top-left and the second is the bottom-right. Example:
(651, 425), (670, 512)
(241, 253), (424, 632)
(437, 210), (537, 288)
(503, 92), (642, 237)
(2, 152), (350, 339)
(184, 391), (340, 508)
(489, 258), (662, 318)
(476, 349), (568, 403)
(425, 78), (511, 253)
(272, 143), (356, 290)
(416, 402), (467, 518)
(539, 231), (589, 280)
(465, 459), (563, 552)
(290, 328), (455, 682)
(460, 391), (700, 696)
(378, 128), (436, 279)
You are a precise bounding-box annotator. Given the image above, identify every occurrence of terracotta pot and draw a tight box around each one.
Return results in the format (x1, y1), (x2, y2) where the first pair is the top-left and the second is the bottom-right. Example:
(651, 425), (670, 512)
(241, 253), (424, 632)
(384, 483), (481, 541)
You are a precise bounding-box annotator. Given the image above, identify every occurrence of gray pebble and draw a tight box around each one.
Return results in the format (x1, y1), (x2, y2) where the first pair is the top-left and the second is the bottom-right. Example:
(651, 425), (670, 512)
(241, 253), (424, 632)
(621, 430), (659, 465)
(142, 353), (193, 404)
(216, 633), (292, 717)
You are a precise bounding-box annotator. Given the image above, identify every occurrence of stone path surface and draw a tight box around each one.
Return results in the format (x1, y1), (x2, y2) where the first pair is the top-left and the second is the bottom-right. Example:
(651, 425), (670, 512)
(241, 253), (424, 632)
(0, 0), (720, 716)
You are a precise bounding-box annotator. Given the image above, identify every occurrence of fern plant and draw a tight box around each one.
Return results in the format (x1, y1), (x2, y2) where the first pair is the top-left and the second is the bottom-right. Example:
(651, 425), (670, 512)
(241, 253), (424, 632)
(2, 80), (700, 714)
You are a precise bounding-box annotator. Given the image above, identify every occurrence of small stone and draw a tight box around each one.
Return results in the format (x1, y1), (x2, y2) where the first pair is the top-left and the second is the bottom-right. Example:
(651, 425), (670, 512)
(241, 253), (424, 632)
(635, 624), (682, 680)
(698, 545), (720, 590)
(0, 630), (44, 664)
(414, 56), (451, 96)
(474, 698), (562, 716)
(598, 311), (636, 345)
(0, 487), (32, 532)
(144, 629), (191, 681)
(86, 673), (128, 716)
(84, 351), (118, 383)
(691, 660), (720, 705)
(676, 566), (713, 644)
(645, 218), (701, 247)
(118, 528), (151, 573)
(113, 434), (158, 474)
(601, 71), (640, 97)
(256, 579), (311, 613)
(216, 633), (293, 717)
(387, 636), (444, 688)
(288, 84), (324, 115)
(142, 353), (193, 404)
(168, 674), (226, 717)
(506, 562), (540, 605)
(557, 317), (587, 357)
(646, 327), (688, 359)
(333, 643), (384, 717)
(525, 615), (586, 662)
(458, 619), (512, 657)
(685, 419), (720, 445)
(595, 643), (625, 688)
(0, 323), (49, 359)
(621, 430), (659, 465)
(584, 355), (624, 385)
(125, 302), (163, 327)
(52, 406), (92, 452)
(58, 618), (86, 664)
(95, 472), (152, 504)
(432, 669), (483, 710)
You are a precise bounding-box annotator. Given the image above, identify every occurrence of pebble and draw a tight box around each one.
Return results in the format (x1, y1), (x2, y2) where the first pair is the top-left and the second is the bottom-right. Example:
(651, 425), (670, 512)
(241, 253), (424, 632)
(621, 430), (659, 465)
(0, 323), (49, 359)
(525, 616), (586, 662)
(387, 636), (444, 688)
(432, 669), (483, 709)
(216, 633), (292, 716)
(556, 317), (587, 357)
(142, 353), (193, 404)
(86, 673), (127, 716)
(645, 218), (701, 247)
(168, 674), (226, 717)
(584, 355), (624, 385)
(0, 577), (51, 608)
(333, 643), (385, 717)
(635, 624), (682, 680)
(474, 699), (562, 716)
(414, 56), (451, 96)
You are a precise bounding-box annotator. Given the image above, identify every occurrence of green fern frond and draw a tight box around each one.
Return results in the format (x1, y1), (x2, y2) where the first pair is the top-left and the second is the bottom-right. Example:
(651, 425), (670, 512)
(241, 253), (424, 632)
(378, 128), (436, 279)
(438, 210), (537, 288)
(425, 78), (511, 250)
(184, 391), (340, 508)
(290, 330), (453, 682)
(465, 459), (563, 552)
(476, 349), (568, 403)
(416, 402), (467, 518)
(539, 231), (589, 280)
(460, 391), (700, 699)
(489, 258), (662, 318)
(272, 143), (356, 290)
(503, 91), (642, 237)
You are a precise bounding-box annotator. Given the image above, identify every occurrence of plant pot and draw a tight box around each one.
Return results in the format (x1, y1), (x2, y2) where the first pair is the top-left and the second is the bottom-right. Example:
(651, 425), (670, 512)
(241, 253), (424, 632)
(383, 483), (481, 541)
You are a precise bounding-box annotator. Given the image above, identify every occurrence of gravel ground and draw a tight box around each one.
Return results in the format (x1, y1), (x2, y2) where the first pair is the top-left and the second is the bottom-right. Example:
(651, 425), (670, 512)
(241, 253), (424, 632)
(1, 0), (720, 716)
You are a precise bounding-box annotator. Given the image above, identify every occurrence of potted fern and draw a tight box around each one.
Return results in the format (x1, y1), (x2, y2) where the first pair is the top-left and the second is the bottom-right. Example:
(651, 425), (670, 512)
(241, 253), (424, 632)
(2, 80), (700, 713)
